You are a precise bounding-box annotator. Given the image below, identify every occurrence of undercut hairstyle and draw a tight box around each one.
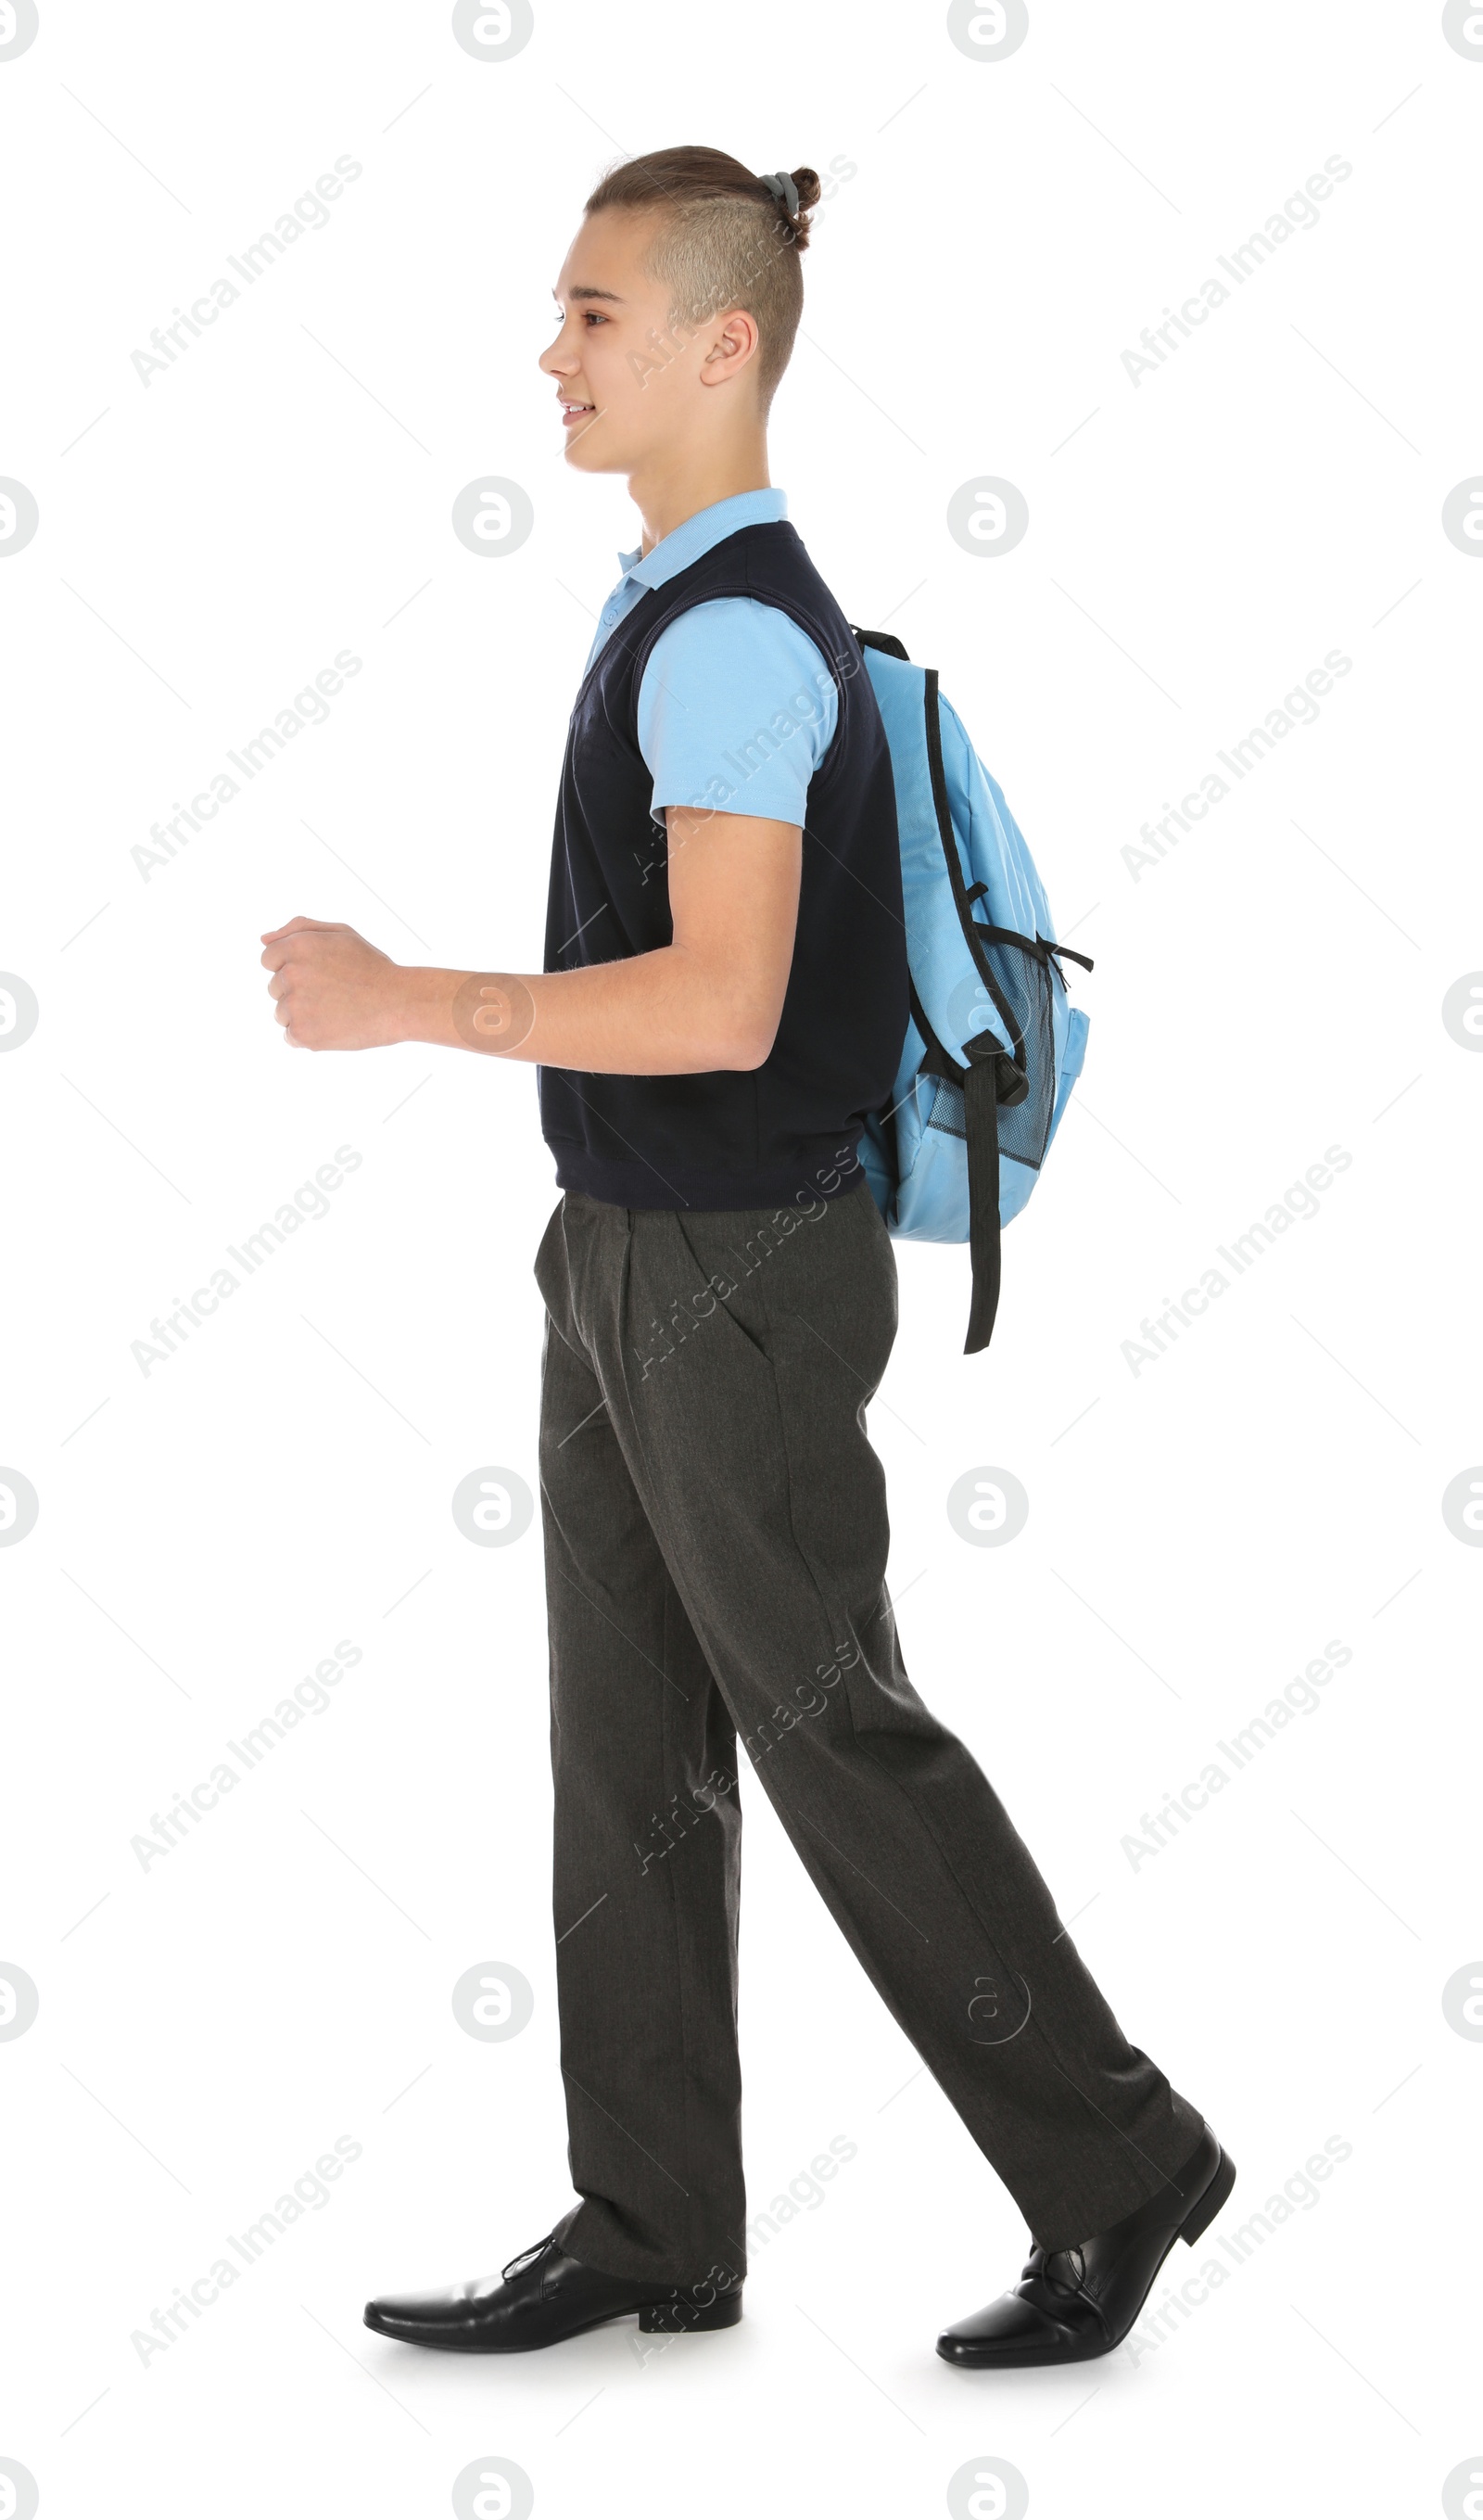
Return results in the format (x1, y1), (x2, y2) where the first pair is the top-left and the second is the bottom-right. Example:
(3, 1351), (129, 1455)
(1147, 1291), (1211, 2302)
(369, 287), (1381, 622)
(584, 146), (822, 412)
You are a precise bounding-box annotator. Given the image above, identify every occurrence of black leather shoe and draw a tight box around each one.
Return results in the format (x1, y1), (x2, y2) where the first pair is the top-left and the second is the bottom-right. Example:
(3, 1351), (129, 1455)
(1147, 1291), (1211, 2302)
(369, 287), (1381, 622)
(936, 2124), (1236, 2369)
(364, 2232), (742, 2353)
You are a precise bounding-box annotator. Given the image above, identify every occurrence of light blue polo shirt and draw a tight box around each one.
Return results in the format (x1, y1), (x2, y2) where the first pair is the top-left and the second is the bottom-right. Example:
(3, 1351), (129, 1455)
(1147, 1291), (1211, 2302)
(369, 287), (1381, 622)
(583, 488), (839, 829)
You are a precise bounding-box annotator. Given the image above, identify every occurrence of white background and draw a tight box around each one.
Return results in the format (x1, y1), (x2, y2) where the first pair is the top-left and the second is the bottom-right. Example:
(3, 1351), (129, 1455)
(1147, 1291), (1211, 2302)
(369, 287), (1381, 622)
(2, 2), (1480, 2514)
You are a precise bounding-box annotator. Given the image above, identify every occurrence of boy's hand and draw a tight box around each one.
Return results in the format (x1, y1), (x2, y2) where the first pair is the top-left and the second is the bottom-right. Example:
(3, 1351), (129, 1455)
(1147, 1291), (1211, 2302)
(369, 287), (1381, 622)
(260, 917), (415, 1051)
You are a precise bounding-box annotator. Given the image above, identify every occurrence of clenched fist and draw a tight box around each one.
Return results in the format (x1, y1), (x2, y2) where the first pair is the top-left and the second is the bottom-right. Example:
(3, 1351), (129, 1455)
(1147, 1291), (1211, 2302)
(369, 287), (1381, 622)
(260, 917), (413, 1050)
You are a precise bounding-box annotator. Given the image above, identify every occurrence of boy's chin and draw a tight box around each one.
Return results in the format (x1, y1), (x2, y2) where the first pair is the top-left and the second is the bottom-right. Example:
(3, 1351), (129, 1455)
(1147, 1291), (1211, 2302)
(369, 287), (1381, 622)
(563, 423), (621, 473)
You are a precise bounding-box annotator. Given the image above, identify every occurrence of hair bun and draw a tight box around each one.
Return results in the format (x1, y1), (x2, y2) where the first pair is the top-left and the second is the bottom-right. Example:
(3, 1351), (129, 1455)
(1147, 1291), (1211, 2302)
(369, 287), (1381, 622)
(788, 166), (821, 248)
(759, 165), (821, 248)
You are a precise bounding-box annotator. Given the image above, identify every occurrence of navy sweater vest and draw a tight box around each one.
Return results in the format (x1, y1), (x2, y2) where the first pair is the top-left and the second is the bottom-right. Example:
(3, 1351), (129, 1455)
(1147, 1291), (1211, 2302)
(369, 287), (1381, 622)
(539, 520), (908, 1211)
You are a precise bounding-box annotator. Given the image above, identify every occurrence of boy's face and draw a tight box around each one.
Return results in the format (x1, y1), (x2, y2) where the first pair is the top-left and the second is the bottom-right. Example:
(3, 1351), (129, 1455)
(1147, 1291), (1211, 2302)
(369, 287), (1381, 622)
(540, 209), (754, 474)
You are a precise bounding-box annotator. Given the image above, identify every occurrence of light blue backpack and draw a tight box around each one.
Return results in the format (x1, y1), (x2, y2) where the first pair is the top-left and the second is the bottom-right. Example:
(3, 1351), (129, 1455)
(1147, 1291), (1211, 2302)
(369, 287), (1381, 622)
(851, 629), (1093, 1355)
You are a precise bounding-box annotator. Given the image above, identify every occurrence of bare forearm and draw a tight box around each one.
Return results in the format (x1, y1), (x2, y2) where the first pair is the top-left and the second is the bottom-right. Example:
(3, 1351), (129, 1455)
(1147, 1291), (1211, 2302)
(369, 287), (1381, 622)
(393, 947), (770, 1072)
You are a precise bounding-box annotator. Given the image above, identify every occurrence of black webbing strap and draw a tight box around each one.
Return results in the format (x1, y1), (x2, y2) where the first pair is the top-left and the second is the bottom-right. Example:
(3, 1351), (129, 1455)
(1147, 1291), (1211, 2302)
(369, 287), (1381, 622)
(962, 1048), (1003, 1355)
(1043, 937), (1096, 974)
(964, 897), (1096, 976)
(961, 1032), (1026, 1355)
(850, 625), (911, 661)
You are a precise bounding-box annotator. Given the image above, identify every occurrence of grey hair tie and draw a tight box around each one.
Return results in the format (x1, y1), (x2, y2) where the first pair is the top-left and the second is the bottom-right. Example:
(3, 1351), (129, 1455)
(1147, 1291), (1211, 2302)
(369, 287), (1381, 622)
(759, 169), (800, 222)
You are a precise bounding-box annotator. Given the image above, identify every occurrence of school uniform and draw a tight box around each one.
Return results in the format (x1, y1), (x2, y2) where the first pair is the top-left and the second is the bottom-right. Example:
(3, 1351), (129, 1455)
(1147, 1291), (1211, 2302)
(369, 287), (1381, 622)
(534, 490), (1204, 2282)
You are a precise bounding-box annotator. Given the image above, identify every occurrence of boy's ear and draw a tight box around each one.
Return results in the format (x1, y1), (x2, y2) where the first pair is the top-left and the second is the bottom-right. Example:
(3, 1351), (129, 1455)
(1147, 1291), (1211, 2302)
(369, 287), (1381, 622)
(699, 308), (762, 387)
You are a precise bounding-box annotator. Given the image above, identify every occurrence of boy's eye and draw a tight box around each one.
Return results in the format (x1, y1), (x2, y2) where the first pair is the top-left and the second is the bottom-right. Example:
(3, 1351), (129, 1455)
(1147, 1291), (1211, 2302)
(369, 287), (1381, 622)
(582, 310), (608, 326)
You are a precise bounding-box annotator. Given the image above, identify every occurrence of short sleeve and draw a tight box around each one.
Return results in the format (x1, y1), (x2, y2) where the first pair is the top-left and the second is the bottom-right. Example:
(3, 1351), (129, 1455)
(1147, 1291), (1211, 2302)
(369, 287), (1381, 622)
(636, 597), (840, 828)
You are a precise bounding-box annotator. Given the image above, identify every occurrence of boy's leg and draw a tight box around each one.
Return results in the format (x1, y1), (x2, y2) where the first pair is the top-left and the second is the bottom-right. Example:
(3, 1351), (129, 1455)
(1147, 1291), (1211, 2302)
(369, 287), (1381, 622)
(549, 1178), (1206, 2256)
(535, 1198), (747, 2289)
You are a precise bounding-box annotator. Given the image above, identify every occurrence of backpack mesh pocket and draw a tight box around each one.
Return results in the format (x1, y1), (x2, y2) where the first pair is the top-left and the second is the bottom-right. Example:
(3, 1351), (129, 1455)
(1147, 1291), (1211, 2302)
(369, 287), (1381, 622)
(969, 926), (1059, 1172)
(925, 1074), (968, 1139)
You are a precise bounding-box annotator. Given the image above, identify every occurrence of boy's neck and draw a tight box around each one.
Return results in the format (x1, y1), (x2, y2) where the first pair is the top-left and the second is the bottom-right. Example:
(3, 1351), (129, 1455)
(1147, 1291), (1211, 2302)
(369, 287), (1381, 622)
(629, 439), (772, 556)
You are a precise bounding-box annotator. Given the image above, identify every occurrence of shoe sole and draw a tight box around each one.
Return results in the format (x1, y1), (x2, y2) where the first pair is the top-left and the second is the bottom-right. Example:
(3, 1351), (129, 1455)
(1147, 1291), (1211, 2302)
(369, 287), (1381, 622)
(640, 2291), (743, 2334)
(937, 2140), (1237, 2370)
(364, 2291), (742, 2353)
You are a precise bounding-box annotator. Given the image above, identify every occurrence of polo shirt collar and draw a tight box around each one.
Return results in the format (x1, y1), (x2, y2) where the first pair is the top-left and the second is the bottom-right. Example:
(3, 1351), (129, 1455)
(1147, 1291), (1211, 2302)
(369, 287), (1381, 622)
(617, 488), (788, 590)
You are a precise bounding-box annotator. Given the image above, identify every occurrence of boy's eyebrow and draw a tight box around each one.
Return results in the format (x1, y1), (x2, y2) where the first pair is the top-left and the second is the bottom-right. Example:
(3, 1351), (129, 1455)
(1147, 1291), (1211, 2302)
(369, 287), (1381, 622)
(553, 284), (626, 303)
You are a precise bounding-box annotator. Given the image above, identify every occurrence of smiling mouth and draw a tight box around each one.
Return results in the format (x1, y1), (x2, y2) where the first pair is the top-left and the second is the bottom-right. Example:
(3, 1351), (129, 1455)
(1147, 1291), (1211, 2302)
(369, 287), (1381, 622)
(560, 400), (596, 426)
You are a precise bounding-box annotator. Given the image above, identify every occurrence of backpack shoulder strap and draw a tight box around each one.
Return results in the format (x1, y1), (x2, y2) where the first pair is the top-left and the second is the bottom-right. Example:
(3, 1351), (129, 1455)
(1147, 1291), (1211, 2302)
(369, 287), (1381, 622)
(849, 625), (912, 662)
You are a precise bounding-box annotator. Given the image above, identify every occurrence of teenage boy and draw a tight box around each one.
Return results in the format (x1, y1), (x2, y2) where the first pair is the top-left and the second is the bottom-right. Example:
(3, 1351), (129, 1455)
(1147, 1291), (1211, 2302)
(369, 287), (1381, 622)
(261, 146), (1231, 2370)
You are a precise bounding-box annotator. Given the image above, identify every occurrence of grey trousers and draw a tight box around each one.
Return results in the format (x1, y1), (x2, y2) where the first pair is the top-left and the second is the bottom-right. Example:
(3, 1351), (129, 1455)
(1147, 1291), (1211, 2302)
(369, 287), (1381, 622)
(533, 1177), (1204, 2283)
